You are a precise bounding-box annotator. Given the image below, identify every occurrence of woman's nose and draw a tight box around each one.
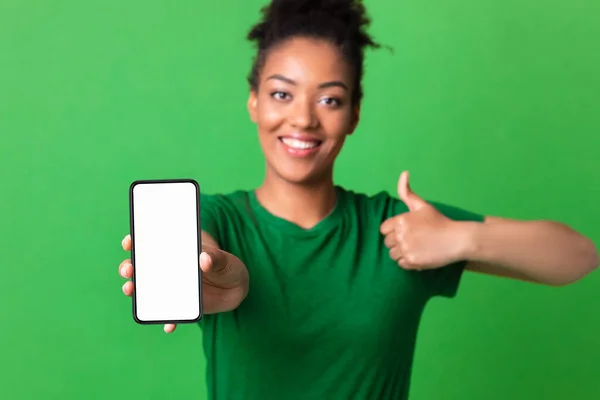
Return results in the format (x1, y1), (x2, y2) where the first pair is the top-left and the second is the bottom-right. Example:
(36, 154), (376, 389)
(288, 100), (318, 129)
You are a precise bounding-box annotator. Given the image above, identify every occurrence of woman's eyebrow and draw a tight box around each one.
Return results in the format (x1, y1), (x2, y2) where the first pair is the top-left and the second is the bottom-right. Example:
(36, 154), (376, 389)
(266, 74), (348, 91)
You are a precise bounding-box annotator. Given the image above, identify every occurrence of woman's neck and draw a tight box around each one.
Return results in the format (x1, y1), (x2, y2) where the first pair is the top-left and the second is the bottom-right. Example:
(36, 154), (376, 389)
(255, 172), (338, 230)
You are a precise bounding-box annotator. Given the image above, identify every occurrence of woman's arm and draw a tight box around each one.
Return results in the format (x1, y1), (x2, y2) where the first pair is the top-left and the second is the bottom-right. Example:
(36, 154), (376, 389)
(200, 230), (250, 313)
(461, 216), (599, 286)
(381, 171), (598, 287)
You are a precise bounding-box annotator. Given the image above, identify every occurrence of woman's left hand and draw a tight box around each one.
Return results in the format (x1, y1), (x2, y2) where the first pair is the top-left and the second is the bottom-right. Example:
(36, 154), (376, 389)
(380, 171), (470, 270)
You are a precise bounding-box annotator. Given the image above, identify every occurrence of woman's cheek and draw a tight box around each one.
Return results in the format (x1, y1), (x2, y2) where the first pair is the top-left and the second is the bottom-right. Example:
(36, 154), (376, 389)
(259, 104), (286, 131)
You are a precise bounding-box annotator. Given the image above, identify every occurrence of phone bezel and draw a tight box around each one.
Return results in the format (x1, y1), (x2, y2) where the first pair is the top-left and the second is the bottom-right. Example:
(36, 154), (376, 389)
(128, 178), (203, 325)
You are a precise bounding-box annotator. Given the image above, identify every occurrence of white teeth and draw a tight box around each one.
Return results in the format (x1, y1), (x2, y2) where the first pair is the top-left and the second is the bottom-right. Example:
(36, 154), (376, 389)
(281, 138), (320, 150)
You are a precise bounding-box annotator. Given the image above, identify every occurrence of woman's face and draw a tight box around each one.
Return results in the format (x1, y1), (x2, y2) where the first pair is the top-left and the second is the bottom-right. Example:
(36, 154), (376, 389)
(247, 37), (360, 185)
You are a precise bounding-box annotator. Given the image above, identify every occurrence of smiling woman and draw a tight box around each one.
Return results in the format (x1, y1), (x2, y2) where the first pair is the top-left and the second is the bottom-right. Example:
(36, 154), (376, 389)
(248, 37), (359, 188)
(115, 0), (599, 399)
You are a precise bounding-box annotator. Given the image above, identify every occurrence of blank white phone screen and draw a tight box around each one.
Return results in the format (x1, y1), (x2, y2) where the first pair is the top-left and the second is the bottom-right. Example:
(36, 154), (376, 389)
(131, 181), (201, 323)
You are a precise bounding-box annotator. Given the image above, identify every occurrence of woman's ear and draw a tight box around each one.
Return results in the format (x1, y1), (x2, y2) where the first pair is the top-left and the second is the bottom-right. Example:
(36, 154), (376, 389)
(247, 91), (258, 123)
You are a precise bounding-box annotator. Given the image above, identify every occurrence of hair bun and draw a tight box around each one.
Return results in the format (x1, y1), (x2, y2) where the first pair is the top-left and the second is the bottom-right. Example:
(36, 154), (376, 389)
(270, 0), (368, 34)
(249, 0), (377, 49)
(269, 0), (356, 18)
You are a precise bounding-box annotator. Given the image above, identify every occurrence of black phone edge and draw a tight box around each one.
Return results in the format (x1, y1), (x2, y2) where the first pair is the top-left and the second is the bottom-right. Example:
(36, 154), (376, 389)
(128, 178), (204, 325)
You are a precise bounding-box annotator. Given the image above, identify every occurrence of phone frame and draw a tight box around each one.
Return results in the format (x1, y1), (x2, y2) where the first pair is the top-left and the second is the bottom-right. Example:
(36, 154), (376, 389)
(128, 178), (203, 325)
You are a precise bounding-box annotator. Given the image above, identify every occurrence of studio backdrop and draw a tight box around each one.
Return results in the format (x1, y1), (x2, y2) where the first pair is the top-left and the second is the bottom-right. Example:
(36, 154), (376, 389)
(1, 0), (598, 399)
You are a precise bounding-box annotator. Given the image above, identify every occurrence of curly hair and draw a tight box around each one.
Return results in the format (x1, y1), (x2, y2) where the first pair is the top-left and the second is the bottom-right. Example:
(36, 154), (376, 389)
(246, 0), (380, 105)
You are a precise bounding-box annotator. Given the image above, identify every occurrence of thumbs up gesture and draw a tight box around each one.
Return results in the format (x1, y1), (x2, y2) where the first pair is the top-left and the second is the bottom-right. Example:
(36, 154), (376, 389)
(380, 171), (466, 270)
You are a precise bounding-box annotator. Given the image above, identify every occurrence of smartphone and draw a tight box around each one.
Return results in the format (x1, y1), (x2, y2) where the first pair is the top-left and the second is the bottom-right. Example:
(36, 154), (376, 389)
(129, 179), (202, 324)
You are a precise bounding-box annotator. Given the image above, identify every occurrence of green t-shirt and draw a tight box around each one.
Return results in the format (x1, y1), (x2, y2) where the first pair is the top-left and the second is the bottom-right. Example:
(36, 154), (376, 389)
(199, 186), (483, 400)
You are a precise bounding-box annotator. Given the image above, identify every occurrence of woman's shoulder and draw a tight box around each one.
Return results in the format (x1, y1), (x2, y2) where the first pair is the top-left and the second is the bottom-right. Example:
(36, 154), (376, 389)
(336, 186), (402, 219)
(200, 189), (253, 213)
(337, 186), (483, 222)
(338, 186), (395, 202)
(199, 189), (254, 244)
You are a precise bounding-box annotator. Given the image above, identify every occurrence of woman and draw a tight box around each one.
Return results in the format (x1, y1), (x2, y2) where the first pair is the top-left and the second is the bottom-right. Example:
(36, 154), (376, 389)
(118, 0), (598, 398)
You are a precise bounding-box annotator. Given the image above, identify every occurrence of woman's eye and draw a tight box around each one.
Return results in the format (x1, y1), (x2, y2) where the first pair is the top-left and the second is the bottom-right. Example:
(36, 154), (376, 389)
(319, 97), (341, 106)
(271, 91), (290, 100)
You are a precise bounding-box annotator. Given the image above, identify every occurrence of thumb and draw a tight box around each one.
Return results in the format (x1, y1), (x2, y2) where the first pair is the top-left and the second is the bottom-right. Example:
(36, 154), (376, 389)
(398, 171), (428, 211)
(200, 250), (227, 274)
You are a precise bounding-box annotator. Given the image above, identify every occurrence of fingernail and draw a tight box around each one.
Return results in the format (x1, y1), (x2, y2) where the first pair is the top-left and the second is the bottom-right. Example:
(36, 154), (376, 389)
(200, 252), (209, 265)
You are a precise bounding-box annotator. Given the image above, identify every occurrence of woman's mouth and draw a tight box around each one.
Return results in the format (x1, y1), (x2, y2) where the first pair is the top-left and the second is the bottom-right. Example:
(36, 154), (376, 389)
(278, 136), (323, 157)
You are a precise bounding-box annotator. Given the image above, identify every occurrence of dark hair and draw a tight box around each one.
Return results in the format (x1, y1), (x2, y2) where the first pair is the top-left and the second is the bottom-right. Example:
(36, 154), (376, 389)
(246, 0), (380, 105)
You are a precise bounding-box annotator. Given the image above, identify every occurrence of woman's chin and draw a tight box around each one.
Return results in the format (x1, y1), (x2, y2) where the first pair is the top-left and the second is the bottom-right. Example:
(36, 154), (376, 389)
(273, 166), (329, 186)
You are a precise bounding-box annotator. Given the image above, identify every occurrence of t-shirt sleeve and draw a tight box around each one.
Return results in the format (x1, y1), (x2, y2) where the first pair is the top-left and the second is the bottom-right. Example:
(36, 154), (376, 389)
(424, 201), (485, 298)
(200, 193), (225, 246)
(391, 198), (485, 299)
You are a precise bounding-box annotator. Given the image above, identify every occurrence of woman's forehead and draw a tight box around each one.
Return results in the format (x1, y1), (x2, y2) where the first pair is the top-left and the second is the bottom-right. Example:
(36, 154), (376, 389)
(261, 37), (353, 85)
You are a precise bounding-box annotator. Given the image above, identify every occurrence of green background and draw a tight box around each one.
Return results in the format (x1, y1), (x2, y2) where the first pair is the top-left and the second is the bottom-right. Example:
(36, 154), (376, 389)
(1, 0), (598, 399)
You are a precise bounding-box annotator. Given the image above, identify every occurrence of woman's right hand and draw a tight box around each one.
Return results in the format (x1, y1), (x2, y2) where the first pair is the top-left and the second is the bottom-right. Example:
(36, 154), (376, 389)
(119, 233), (249, 333)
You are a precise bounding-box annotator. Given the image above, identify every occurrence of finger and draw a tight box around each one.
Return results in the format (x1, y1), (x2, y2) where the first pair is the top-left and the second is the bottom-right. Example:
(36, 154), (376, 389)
(384, 233), (397, 249)
(398, 258), (416, 270)
(398, 171), (428, 212)
(380, 217), (398, 235)
(200, 250), (228, 274)
(164, 324), (177, 334)
(200, 252), (214, 273)
(119, 259), (133, 279)
(389, 246), (403, 261)
(122, 234), (131, 251)
(122, 281), (133, 296)
(397, 170), (411, 200)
